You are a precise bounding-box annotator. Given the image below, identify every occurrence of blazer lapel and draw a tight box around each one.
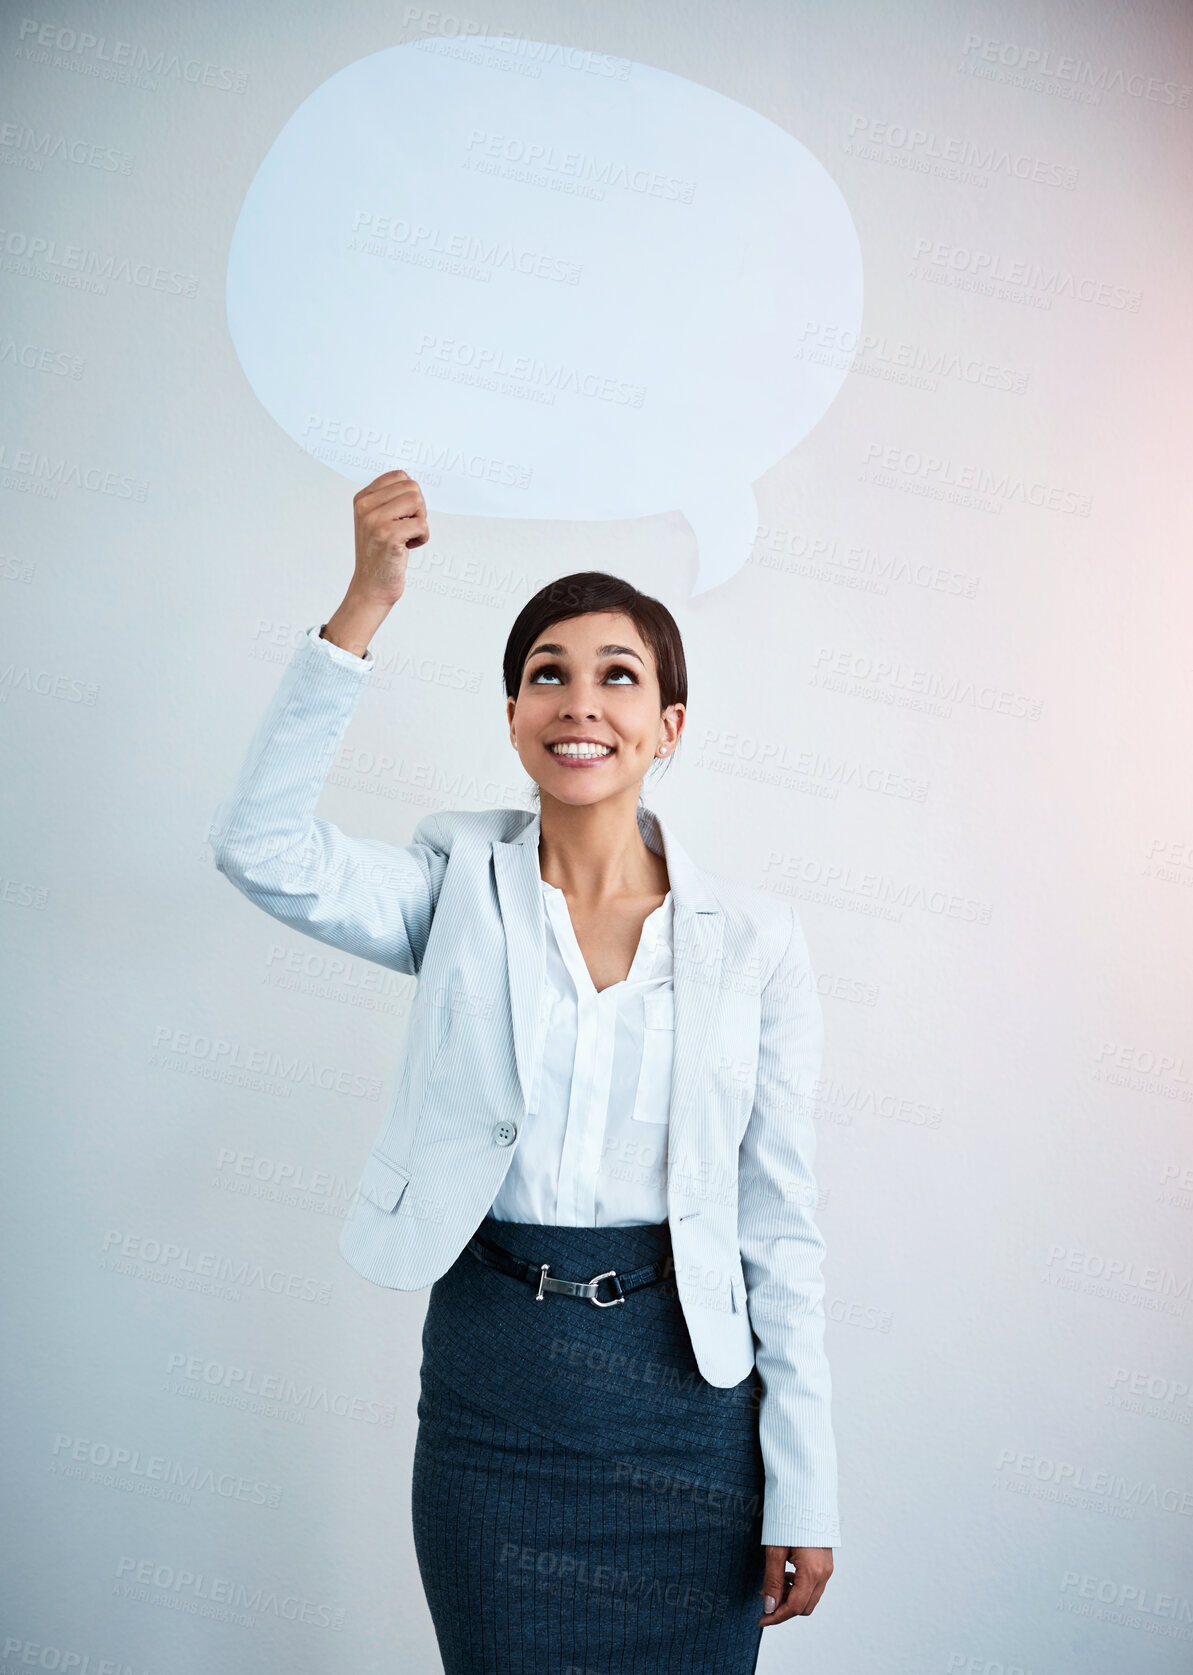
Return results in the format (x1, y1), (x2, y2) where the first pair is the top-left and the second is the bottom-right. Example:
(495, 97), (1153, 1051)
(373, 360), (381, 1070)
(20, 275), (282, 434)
(491, 805), (724, 1136)
(492, 813), (547, 1114)
(648, 808), (724, 1161)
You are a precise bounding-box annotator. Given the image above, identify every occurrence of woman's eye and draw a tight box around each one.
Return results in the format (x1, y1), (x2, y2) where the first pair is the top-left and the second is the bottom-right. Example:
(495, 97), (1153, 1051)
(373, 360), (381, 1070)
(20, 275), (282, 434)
(527, 663), (638, 685)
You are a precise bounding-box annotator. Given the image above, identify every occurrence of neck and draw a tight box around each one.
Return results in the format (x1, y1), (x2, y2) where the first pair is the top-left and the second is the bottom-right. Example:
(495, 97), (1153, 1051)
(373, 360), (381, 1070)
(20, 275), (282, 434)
(536, 789), (667, 903)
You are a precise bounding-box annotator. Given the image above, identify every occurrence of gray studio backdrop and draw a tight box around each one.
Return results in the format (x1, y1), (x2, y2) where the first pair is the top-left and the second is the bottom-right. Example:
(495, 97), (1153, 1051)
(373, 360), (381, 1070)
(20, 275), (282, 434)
(3, 2), (1192, 1672)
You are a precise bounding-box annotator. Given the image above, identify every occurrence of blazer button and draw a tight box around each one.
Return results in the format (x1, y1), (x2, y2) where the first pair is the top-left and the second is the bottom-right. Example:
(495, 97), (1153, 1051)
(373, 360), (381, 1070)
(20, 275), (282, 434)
(493, 1120), (518, 1147)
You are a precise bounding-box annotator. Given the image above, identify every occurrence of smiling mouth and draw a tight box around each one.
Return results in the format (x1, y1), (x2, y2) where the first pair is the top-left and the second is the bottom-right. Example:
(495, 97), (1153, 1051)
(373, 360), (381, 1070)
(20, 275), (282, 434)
(547, 742), (616, 760)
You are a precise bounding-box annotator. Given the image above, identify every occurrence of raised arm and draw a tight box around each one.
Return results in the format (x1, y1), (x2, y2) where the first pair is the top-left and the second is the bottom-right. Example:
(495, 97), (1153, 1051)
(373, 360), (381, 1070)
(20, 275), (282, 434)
(208, 473), (445, 975)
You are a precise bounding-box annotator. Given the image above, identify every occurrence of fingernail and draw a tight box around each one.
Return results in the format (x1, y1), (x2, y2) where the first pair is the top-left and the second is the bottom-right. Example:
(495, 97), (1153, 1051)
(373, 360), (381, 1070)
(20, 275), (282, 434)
(764, 1595), (776, 1614)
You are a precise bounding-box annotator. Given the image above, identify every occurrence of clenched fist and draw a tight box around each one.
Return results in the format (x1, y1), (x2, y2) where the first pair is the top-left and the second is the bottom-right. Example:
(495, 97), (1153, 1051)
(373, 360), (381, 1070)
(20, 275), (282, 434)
(352, 470), (430, 607)
(320, 472), (430, 658)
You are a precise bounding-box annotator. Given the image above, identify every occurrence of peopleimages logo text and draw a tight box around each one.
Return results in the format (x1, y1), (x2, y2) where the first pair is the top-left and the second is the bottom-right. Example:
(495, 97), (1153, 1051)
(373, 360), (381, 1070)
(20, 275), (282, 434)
(960, 33), (1191, 106)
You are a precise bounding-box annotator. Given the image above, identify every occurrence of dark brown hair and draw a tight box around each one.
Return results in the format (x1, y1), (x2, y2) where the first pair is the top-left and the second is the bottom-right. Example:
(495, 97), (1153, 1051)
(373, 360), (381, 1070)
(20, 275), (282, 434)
(502, 572), (687, 715)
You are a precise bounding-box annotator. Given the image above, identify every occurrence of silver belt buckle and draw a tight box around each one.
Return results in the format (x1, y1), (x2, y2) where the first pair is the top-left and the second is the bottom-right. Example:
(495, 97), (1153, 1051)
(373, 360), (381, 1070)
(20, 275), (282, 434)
(586, 1268), (624, 1308)
(534, 1263), (625, 1307)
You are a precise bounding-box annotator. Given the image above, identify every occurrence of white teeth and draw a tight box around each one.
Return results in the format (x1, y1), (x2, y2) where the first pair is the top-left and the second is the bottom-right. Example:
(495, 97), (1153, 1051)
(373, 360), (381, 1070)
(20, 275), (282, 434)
(550, 742), (613, 758)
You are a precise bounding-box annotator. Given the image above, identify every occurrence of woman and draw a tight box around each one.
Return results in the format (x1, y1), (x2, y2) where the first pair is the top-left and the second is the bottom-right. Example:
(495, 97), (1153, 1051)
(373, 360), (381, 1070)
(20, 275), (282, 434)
(210, 470), (840, 1672)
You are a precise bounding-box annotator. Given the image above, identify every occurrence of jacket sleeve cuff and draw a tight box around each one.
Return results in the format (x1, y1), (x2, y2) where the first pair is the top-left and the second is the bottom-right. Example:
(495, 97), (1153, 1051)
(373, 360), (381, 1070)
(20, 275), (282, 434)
(761, 1494), (841, 1548)
(308, 623), (376, 671)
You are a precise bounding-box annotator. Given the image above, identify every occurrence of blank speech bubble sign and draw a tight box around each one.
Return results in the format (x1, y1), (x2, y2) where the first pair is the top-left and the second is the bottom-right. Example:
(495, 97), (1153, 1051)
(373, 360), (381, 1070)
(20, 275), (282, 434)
(227, 37), (863, 595)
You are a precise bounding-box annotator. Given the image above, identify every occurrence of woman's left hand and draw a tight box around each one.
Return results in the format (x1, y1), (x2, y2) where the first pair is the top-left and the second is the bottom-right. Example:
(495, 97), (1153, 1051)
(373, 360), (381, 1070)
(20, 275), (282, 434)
(759, 1545), (833, 1624)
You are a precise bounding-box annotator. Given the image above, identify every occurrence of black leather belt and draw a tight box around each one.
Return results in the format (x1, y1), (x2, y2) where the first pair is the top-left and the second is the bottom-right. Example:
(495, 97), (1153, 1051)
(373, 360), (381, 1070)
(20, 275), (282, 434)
(466, 1230), (670, 1308)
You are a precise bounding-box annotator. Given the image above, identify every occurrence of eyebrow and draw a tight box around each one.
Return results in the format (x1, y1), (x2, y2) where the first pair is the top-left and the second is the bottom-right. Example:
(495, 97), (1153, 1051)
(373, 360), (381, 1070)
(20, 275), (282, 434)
(527, 642), (644, 664)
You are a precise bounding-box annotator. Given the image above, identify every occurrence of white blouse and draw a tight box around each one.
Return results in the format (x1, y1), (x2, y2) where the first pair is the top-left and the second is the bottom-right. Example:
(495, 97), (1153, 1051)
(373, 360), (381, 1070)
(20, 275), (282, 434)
(487, 865), (675, 1228)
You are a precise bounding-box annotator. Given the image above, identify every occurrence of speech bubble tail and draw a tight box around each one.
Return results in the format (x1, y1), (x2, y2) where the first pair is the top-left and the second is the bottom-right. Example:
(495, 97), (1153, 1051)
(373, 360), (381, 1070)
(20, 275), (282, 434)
(683, 485), (760, 596)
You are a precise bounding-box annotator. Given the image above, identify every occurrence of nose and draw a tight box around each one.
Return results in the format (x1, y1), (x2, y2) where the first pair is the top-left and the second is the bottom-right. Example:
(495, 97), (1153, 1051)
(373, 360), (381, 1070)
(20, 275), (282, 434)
(561, 682), (600, 720)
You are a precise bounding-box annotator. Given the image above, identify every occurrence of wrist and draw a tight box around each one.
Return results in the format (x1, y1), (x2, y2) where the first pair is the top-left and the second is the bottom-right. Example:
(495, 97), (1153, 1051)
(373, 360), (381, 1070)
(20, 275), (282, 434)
(322, 590), (392, 658)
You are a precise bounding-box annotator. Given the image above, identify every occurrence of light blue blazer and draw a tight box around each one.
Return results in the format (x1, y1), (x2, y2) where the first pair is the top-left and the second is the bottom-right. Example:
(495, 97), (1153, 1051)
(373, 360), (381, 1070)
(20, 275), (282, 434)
(209, 625), (841, 1548)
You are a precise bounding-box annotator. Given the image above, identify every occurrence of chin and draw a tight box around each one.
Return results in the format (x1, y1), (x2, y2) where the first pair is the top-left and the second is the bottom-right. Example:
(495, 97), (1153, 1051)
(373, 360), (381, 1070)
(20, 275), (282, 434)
(541, 777), (629, 807)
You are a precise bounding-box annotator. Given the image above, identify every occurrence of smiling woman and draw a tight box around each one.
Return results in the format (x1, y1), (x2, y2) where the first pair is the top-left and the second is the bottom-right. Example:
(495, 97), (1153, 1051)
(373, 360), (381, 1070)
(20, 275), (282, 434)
(208, 472), (840, 1674)
(502, 570), (687, 791)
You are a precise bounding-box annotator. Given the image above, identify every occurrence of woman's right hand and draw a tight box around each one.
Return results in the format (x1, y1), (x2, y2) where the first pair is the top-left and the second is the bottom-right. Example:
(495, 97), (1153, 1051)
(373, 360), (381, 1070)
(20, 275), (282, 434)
(322, 472), (430, 658)
(352, 470), (429, 607)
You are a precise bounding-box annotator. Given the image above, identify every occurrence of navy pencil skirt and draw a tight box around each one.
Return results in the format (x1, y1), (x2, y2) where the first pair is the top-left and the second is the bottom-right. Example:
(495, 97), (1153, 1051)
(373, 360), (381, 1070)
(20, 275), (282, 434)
(411, 1215), (767, 1674)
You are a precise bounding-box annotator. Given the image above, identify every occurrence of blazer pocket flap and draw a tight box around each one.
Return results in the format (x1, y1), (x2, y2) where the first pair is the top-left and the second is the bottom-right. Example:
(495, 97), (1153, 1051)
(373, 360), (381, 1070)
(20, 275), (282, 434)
(356, 1150), (411, 1214)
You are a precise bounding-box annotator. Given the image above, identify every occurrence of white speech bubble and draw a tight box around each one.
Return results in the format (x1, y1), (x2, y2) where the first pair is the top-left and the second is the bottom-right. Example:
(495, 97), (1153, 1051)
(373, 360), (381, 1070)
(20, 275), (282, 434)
(227, 36), (863, 594)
